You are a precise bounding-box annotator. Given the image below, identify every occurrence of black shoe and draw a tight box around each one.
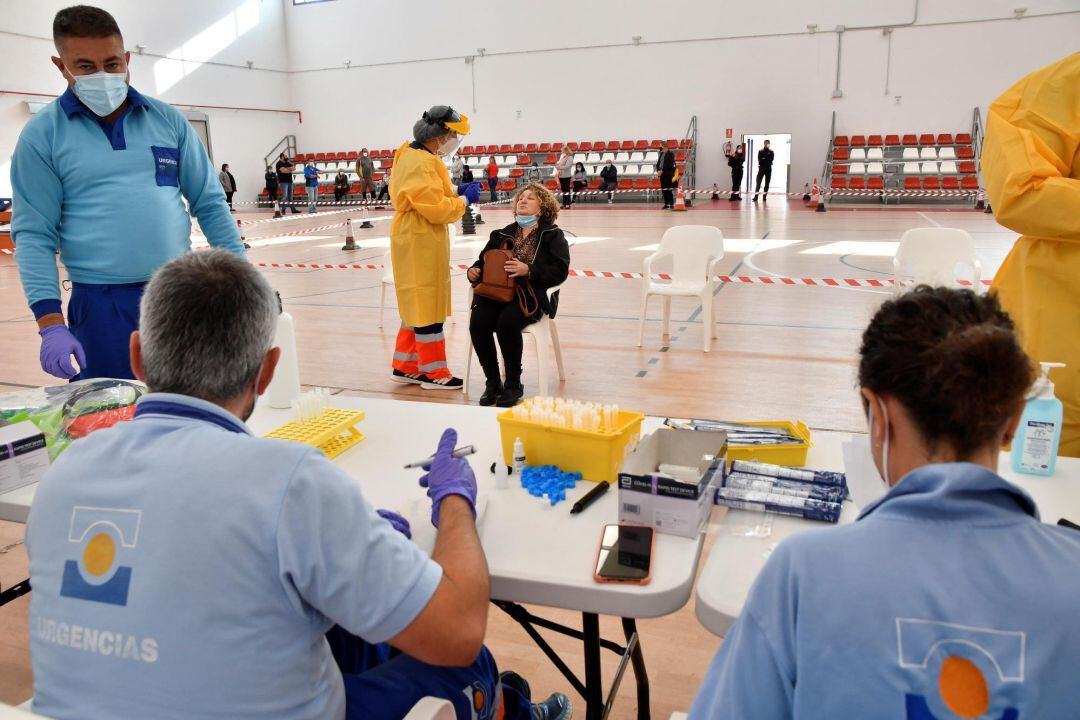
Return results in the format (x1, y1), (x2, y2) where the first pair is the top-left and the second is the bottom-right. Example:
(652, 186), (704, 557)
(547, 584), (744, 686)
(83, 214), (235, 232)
(763, 195), (768, 202)
(391, 369), (424, 385)
(479, 380), (503, 406)
(420, 374), (464, 390)
(496, 381), (524, 407)
(752, 195), (758, 202)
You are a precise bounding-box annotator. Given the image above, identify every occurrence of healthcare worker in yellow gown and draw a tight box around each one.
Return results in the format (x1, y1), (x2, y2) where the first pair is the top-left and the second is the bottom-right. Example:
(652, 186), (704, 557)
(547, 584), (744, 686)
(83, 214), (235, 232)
(982, 51), (1080, 457)
(388, 106), (480, 390)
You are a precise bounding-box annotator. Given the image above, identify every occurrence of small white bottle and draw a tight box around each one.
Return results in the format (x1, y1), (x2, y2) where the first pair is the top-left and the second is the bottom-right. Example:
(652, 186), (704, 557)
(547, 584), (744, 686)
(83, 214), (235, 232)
(267, 293), (301, 409)
(513, 437), (526, 475)
(1011, 362), (1066, 476)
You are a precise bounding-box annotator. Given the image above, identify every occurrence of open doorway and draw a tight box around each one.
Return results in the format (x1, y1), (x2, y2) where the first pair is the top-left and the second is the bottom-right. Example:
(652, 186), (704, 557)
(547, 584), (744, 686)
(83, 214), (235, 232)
(743, 133), (791, 198)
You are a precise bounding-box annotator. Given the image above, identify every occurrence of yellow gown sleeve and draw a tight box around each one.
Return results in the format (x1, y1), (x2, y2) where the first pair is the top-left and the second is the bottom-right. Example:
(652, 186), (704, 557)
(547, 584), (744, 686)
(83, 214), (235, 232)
(981, 53), (1080, 242)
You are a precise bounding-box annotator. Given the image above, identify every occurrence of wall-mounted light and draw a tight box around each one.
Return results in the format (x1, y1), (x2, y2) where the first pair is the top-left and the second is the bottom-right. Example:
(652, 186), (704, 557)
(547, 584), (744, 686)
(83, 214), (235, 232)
(632, 35), (642, 45)
(134, 44), (146, 54)
(882, 27), (892, 37)
(477, 47), (486, 57)
(806, 23), (818, 33)
(894, 95), (902, 104)
(344, 60), (351, 69)
(246, 60), (254, 70)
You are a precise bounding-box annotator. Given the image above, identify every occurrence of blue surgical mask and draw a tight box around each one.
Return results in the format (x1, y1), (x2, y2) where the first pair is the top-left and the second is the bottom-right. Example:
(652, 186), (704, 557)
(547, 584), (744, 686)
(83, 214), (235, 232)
(516, 214), (538, 228)
(71, 70), (129, 117)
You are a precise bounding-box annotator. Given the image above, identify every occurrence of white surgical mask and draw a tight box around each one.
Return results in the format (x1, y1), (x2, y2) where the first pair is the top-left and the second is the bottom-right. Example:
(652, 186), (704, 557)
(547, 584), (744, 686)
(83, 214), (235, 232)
(71, 69), (128, 117)
(437, 134), (463, 157)
(842, 397), (892, 508)
(868, 397), (891, 491)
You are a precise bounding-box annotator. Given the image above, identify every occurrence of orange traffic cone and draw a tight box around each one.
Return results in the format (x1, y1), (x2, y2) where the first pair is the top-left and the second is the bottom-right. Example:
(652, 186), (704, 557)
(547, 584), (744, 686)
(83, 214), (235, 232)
(272, 197), (282, 218)
(358, 204), (374, 229)
(342, 218), (357, 250)
(808, 178), (826, 212)
(238, 219), (251, 249)
(672, 186), (688, 211)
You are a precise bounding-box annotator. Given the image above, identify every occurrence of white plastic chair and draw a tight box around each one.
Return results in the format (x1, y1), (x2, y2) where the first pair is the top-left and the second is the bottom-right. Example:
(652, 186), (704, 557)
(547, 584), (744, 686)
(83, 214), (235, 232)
(573, 153), (587, 165)
(630, 151), (645, 162)
(867, 147), (884, 160)
(638, 226), (725, 353)
(893, 227), (983, 292)
(624, 164), (638, 176)
(849, 162), (866, 175)
(644, 151), (659, 164)
(902, 147), (920, 160)
(921, 161), (938, 175)
(939, 147), (957, 160)
(602, 152), (617, 163)
(615, 152), (630, 163)
(867, 162), (884, 175)
(404, 698), (456, 720)
(497, 167), (511, 178)
(903, 162), (921, 174)
(920, 147), (938, 160)
(463, 283), (566, 397)
(849, 148), (866, 161)
(586, 152), (602, 164)
(939, 160), (958, 174)
(381, 226), (458, 328)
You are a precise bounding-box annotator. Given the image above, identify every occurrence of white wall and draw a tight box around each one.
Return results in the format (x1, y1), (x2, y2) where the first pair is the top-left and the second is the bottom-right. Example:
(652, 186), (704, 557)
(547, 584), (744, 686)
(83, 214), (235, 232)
(0, 0), (297, 197)
(282, 0), (1080, 189)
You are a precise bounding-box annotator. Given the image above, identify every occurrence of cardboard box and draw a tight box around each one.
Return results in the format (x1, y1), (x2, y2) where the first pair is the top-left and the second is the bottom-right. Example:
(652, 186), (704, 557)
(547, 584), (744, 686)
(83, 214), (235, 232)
(617, 428), (727, 538)
(0, 421), (50, 496)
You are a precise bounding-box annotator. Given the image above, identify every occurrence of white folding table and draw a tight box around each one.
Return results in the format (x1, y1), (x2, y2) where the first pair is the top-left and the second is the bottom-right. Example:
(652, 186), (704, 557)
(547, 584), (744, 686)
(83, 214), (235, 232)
(694, 430), (1080, 637)
(1, 395), (703, 720)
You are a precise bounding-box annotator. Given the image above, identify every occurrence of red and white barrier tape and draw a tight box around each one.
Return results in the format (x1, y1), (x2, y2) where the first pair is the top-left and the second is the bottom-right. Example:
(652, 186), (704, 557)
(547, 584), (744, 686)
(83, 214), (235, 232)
(254, 260), (991, 287)
(0, 248), (12, 255)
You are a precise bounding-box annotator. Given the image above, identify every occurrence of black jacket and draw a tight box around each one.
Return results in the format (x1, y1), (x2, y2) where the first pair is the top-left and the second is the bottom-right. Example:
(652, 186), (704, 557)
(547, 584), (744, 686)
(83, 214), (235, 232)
(462, 166), (474, 183)
(265, 170), (278, 189)
(656, 149), (676, 175)
(600, 164), (618, 183)
(758, 148), (774, 168)
(471, 222), (571, 318)
(728, 153), (745, 171)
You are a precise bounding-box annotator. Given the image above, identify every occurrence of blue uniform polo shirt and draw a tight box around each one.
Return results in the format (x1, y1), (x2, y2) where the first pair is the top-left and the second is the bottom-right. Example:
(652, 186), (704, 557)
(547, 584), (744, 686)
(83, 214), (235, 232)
(25, 393), (442, 720)
(10, 87), (244, 318)
(690, 463), (1080, 719)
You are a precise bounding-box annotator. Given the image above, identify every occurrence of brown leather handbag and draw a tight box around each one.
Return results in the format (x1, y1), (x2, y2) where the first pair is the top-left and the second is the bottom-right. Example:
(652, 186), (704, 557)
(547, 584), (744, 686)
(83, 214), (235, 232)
(473, 248), (540, 316)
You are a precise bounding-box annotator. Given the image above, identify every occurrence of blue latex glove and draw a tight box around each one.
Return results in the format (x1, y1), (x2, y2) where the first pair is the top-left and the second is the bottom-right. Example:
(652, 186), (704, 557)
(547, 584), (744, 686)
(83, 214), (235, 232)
(457, 182), (480, 205)
(418, 428), (477, 527)
(39, 324), (86, 380)
(376, 509), (412, 539)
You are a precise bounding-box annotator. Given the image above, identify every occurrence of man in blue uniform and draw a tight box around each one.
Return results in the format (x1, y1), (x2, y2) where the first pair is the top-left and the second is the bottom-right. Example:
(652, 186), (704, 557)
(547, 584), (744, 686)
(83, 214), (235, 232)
(11, 5), (243, 381)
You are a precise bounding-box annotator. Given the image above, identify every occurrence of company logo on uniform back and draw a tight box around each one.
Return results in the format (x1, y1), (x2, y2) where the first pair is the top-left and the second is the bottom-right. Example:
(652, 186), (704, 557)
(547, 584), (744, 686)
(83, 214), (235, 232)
(59, 506), (141, 606)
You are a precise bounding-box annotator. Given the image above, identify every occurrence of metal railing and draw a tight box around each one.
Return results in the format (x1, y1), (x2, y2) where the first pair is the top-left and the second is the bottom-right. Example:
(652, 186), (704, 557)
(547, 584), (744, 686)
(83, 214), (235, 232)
(264, 135), (297, 169)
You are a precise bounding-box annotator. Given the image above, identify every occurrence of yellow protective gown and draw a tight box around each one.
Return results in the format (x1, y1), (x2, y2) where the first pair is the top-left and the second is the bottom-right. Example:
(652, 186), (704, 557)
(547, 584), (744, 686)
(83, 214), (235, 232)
(982, 51), (1080, 457)
(388, 142), (467, 327)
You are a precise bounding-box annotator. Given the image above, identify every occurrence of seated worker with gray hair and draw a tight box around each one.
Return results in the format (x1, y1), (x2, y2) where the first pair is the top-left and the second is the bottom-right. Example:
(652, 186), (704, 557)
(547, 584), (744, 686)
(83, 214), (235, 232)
(25, 250), (571, 720)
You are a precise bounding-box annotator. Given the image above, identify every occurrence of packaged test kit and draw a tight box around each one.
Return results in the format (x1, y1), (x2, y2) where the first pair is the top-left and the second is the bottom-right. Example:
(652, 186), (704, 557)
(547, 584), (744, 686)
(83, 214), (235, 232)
(617, 428), (727, 538)
(0, 420), (50, 496)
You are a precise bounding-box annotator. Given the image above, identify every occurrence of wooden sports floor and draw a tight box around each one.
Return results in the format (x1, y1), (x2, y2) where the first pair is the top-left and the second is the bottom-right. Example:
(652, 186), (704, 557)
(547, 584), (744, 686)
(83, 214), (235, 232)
(0, 198), (1017, 715)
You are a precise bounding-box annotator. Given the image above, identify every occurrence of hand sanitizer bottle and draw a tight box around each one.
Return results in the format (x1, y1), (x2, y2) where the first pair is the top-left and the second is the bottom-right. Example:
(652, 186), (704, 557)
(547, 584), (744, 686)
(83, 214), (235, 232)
(1011, 362), (1066, 476)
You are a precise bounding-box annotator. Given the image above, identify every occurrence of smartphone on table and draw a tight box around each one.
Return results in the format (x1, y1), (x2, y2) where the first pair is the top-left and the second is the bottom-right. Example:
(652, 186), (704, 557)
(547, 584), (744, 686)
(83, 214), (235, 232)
(593, 524), (655, 585)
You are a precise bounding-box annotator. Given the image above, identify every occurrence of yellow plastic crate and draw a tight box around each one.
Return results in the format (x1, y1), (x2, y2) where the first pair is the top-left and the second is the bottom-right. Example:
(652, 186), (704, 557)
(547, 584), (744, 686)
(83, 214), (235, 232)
(725, 420), (812, 467)
(265, 408), (366, 459)
(497, 408), (645, 483)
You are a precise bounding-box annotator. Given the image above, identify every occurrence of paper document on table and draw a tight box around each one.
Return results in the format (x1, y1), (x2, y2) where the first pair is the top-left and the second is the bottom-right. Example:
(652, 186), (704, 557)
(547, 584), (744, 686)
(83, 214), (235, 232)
(842, 436), (884, 510)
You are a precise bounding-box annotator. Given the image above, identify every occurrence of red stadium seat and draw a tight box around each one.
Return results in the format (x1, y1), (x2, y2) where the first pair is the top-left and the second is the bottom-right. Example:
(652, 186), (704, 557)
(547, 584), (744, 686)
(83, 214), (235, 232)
(335, 152), (347, 160)
(258, 188), (269, 197)
(918, 134), (935, 145)
(649, 178), (661, 189)
(496, 144), (509, 153)
(958, 161), (976, 174)
(497, 180), (515, 191)
(834, 136), (850, 147)
(867, 177), (883, 190)
(512, 144), (525, 153)
(516, 155), (531, 165)
(588, 178), (602, 189)
(867, 135), (883, 146)
(831, 178), (847, 189)
(565, 142), (578, 151)
(603, 141), (618, 151)
(849, 177), (866, 190)
(961, 177), (979, 189)
(665, 139), (679, 148)
(675, 151), (687, 162)
(679, 139), (693, 149)
(538, 143), (551, 152)
(902, 134), (918, 146)
(923, 177), (940, 190)
(635, 140), (649, 150)
(955, 133), (972, 145)
(460, 146), (474, 155)
(957, 147), (975, 159)
(525, 143), (538, 153)
(475, 145), (489, 155)
(904, 177), (921, 189)
(833, 165), (848, 175)
(850, 135), (867, 147)
(884, 135), (900, 146)
(633, 178), (650, 189)
(544, 154), (558, 164)
(373, 173), (384, 182)
(942, 177), (959, 190)
(315, 153), (327, 161)
(649, 140), (663, 149)
(618, 179), (632, 189)
(346, 151), (358, 161)
(936, 134), (953, 145)
(833, 148), (850, 160)
(551, 142), (564, 152)
(578, 142), (591, 151)
(545, 179), (559, 190)
(510, 168), (524, 178)
(621, 141), (635, 151)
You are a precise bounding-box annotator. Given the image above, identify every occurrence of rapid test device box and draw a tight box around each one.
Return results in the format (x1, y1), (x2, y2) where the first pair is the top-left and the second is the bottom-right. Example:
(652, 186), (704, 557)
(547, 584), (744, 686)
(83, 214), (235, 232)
(0, 421), (49, 496)
(617, 428), (727, 538)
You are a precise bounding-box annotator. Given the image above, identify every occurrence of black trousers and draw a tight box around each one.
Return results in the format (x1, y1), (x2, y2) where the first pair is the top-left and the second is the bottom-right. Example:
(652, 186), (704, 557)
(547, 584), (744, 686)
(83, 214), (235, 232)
(334, 188), (346, 201)
(731, 169), (743, 195)
(559, 176), (572, 205)
(224, 191), (234, 209)
(755, 166), (772, 193)
(660, 172), (675, 206)
(470, 295), (539, 385)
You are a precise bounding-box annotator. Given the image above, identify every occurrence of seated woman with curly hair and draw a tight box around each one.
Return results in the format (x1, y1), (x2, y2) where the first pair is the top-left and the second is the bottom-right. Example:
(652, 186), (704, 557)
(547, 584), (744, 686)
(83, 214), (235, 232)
(467, 184), (570, 407)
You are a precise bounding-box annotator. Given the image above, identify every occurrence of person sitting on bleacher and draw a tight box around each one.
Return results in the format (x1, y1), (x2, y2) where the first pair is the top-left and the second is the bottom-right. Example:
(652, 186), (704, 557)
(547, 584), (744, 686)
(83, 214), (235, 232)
(572, 162), (588, 200)
(525, 161), (542, 184)
(25, 250), (572, 720)
(467, 184), (570, 407)
(599, 160), (618, 203)
(334, 169), (349, 202)
(689, 286), (1080, 719)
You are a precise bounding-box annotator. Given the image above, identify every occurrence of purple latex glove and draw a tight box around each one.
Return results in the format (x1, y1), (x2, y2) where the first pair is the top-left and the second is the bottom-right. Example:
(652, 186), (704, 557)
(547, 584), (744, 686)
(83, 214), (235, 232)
(418, 428), (477, 527)
(457, 182), (480, 205)
(39, 325), (86, 380)
(376, 509), (412, 539)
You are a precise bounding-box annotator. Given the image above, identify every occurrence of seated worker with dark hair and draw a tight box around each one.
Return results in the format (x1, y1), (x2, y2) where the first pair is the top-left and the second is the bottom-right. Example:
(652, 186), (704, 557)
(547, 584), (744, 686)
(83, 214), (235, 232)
(467, 183), (570, 407)
(26, 250), (571, 720)
(690, 286), (1080, 719)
